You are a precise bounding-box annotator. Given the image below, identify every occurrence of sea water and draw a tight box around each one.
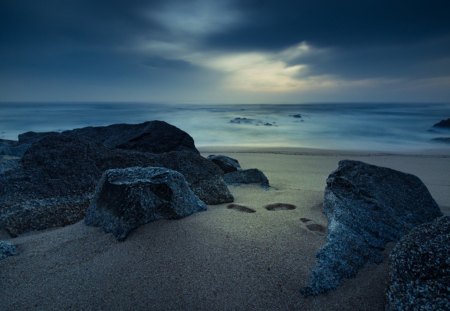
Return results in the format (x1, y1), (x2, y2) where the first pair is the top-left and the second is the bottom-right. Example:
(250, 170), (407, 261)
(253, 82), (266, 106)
(1, 102), (450, 152)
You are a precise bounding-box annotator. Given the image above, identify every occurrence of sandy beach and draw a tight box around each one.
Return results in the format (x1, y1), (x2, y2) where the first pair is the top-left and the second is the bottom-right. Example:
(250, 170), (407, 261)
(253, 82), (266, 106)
(1, 148), (449, 311)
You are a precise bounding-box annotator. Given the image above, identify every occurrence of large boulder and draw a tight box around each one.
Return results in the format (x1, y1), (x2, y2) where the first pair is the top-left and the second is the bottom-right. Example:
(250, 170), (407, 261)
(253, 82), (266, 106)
(386, 216), (450, 311)
(207, 155), (241, 173)
(223, 169), (269, 188)
(0, 240), (16, 260)
(65, 120), (199, 154)
(302, 160), (442, 296)
(85, 167), (207, 241)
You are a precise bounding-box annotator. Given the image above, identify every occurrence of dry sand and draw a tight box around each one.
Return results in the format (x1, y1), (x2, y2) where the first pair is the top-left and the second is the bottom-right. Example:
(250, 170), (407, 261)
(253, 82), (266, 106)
(1, 148), (449, 310)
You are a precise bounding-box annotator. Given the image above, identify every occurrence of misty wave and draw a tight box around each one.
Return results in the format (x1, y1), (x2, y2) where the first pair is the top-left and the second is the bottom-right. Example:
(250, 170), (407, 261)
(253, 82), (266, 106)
(1, 102), (450, 152)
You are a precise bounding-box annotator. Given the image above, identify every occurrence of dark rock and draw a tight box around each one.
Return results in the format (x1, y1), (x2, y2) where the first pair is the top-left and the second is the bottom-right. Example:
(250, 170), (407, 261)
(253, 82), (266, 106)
(64, 120), (199, 154)
(223, 169), (269, 187)
(0, 139), (30, 157)
(85, 167), (207, 241)
(158, 151), (233, 205)
(386, 216), (450, 311)
(0, 240), (16, 260)
(432, 137), (450, 144)
(290, 114), (303, 118)
(301, 160), (442, 296)
(0, 132), (232, 236)
(230, 117), (255, 124)
(432, 118), (450, 129)
(18, 131), (58, 144)
(207, 155), (241, 173)
(0, 156), (20, 174)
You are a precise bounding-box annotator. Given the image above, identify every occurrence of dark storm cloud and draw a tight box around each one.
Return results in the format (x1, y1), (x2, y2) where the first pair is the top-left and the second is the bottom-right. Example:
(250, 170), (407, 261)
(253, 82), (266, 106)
(1, 0), (450, 102)
(205, 0), (450, 50)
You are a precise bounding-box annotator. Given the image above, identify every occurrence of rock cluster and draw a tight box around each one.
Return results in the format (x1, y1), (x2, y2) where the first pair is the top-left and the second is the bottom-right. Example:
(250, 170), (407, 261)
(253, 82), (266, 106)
(85, 167), (207, 241)
(386, 216), (450, 311)
(0, 121), (232, 236)
(302, 160), (442, 296)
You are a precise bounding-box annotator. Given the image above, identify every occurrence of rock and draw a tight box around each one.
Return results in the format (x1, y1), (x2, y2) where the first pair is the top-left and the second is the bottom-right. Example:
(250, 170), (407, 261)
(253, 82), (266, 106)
(207, 155), (241, 173)
(18, 131), (58, 144)
(0, 132), (232, 236)
(64, 120), (199, 154)
(0, 240), (16, 260)
(301, 160), (442, 296)
(432, 118), (450, 129)
(230, 117), (255, 124)
(0, 139), (30, 157)
(157, 151), (233, 205)
(432, 137), (450, 144)
(290, 114), (302, 118)
(0, 156), (20, 174)
(85, 167), (207, 241)
(223, 169), (269, 187)
(386, 216), (450, 311)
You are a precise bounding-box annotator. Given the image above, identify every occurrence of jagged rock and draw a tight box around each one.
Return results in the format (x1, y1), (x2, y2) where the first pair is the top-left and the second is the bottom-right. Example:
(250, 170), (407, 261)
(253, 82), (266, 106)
(302, 160), (442, 296)
(432, 118), (450, 129)
(223, 169), (269, 187)
(207, 155), (241, 173)
(0, 240), (16, 260)
(0, 130), (232, 236)
(386, 216), (450, 311)
(85, 167), (207, 241)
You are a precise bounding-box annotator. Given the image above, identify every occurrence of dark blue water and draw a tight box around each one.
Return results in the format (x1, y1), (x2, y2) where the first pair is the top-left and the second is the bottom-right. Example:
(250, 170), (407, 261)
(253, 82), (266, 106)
(1, 102), (450, 152)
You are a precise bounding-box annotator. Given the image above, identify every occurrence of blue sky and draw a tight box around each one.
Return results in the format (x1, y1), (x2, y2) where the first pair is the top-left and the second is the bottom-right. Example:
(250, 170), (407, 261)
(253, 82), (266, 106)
(1, 0), (450, 103)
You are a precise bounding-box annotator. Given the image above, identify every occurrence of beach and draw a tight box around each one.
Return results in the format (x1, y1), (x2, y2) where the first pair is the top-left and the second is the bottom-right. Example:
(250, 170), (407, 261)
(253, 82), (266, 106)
(1, 148), (449, 311)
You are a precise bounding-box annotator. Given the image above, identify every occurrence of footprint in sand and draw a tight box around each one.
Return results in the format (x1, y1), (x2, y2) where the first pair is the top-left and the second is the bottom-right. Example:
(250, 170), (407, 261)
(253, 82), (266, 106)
(300, 218), (327, 233)
(264, 203), (297, 211)
(227, 203), (256, 213)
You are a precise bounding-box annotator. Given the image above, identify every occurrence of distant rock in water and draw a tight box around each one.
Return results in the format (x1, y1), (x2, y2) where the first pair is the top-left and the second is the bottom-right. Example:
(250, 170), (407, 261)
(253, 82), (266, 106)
(223, 169), (269, 188)
(0, 240), (16, 260)
(301, 160), (442, 296)
(432, 118), (450, 129)
(289, 114), (302, 118)
(85, 167), (207, 241)
(229, 117), (276, 127)
(431, 137), (450, 144)
(207, 155), (241, 173)
(386, 216), (450, 311)
(0, 122), (232, 236)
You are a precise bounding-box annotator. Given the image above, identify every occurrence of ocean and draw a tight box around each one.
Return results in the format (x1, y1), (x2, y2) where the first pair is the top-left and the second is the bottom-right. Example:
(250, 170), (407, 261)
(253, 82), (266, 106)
(1, 102), (450, 152)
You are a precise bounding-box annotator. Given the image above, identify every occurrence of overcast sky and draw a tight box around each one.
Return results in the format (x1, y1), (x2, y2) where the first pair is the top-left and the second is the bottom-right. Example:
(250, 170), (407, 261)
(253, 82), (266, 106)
(1, 0), (450, 103)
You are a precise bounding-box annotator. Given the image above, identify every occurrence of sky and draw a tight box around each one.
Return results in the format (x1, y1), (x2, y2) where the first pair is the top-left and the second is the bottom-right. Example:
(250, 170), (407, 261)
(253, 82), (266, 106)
(1, 0), (450, 104)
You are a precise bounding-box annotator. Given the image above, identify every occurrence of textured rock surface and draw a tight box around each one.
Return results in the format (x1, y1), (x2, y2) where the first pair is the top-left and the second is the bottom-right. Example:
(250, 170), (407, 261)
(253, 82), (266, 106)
(207, 155), (241, 173)
(85, 167), (207, 240)
(158, 151), (233, 205)
(0, 123), (232, 236)
(0, 240), (16, 260)
(301, 160), (442, 296)
(386, 216), (450, 311)
(223, 169), (269, 187)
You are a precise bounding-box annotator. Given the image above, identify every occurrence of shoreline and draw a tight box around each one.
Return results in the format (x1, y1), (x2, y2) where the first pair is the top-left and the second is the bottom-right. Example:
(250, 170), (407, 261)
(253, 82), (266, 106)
(198, 145), (450, 157)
